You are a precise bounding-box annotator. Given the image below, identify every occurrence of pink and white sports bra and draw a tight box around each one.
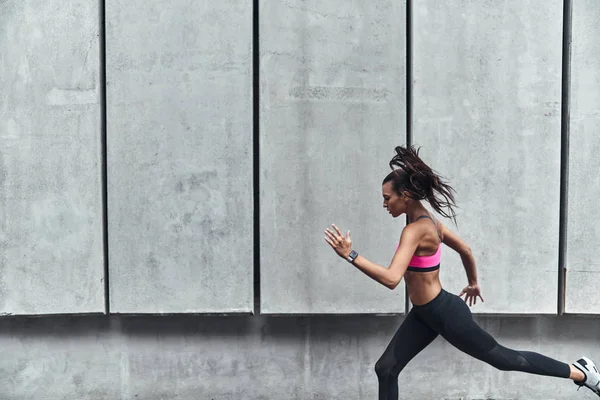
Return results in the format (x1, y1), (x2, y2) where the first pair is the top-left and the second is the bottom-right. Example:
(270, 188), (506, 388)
(402, 214), (442, 272)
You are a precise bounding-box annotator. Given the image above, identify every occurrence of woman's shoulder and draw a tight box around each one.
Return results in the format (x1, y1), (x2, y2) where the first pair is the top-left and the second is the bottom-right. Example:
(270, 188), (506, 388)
(400, 220), (428, 239)
(403, 215), (443, 242)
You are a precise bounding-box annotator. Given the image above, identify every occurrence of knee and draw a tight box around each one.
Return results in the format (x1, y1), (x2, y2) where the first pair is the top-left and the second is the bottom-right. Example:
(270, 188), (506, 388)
(485, 345), (523, 372)
(374, 357), (396, 378)
(491, 361), (513, 371)
(473, 354), (511, 371)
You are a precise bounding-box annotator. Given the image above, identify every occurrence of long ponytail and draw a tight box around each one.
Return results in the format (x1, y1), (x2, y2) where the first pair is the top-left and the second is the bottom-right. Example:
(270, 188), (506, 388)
(383, 145), (458, 223)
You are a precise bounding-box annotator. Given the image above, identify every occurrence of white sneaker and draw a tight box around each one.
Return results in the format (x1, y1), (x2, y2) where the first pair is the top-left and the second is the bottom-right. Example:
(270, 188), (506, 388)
(573, 357), (600, 396)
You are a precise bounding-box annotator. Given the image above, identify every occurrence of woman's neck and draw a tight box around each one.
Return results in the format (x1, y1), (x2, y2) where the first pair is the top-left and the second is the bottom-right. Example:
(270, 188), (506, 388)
(406, 202), (430, 222)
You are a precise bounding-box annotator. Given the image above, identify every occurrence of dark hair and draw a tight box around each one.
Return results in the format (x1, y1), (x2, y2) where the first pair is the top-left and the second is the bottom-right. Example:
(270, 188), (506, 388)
(383, 145), (458, 223)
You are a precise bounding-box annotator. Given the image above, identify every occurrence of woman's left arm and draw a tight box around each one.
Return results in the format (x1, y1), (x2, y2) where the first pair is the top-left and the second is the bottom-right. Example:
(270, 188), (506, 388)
(324, 224), (420, 290)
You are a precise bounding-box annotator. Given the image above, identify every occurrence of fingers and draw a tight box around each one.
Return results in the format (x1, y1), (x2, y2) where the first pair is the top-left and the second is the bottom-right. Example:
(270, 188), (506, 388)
(324, 236), (335, 247)
(324, 229), (336, 243)
(325, 224), (351, 248)
(325, 227), (347, 251)
(479, 294), (485, 303)
(332, 224), (343, 237)
(325, 227), (339, 240)
(326, 228), (344, 243)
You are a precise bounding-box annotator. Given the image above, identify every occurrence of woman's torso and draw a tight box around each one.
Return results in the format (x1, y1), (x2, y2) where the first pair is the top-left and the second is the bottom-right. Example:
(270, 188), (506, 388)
(403, 214), (443, 306)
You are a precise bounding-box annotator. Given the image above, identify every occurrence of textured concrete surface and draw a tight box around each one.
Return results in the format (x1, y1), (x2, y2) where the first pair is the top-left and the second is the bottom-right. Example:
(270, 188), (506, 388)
(105, 1), (253, 313)
(566, 0), (600, 314)
(413, 0), (563, 314)
(0, 314), (599, 399)
(0, 0), (104, 314)
(259, 0), (407, 314)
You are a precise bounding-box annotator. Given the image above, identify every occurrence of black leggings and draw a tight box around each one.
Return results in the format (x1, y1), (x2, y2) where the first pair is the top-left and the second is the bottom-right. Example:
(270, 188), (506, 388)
(375, 289), (571, 400)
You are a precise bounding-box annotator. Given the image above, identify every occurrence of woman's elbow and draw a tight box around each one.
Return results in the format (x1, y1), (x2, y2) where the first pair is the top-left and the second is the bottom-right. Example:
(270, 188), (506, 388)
(461, 246), (473, 257)
(387, 276), (402, 290)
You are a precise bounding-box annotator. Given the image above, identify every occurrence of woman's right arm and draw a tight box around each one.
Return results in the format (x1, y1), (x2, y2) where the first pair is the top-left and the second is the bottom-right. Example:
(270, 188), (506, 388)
(439, 222), (478, 285)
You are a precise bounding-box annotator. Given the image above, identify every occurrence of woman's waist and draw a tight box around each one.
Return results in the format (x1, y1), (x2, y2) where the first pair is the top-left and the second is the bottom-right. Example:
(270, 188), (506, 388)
(405, 273), (443, 305)
(405, 269), (441, 285)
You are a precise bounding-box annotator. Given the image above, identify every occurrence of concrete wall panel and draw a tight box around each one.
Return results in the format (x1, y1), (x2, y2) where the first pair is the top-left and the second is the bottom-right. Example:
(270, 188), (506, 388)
(260, 0), (407, 314)
(0, 1), (104, 315)
(106, 1), (253, 313)
(565, 0), (600, 314)
(0, 315), (598, 399)
(413, 0), (563, 313)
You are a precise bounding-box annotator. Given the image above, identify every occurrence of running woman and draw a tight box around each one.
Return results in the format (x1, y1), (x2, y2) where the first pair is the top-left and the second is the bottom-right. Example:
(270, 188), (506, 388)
(324, 145), (600, 399)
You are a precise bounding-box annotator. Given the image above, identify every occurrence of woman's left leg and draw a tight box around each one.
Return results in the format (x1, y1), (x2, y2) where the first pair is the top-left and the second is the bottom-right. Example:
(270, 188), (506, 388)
(437, 292), (572, 378)
(411, 289), (600, 395)
(435, 293), (600, 395)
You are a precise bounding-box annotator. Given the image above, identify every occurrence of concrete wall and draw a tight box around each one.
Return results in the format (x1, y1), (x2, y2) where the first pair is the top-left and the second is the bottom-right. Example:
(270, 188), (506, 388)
(413, 0), (563, 314)
(0, 0), (599, 399)
(105, 0), (254, 314)
(259, 0), (406, 314)
(0, 314), (599, 399)
(566, 0), (600, 314)
(0, 0), (104, 315)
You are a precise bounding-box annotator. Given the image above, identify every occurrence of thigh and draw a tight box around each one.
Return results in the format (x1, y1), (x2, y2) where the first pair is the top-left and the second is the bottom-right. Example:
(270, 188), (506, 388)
(378, 310), (440, 373)
(437, 293), (497, 356)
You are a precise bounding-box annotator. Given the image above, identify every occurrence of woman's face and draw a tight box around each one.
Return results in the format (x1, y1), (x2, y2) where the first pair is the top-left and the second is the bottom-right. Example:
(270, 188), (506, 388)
(382, 182), (406, 218)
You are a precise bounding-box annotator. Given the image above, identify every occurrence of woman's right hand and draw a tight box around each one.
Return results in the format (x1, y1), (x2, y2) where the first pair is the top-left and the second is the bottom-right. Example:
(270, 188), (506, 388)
(459, 283), (484, 307)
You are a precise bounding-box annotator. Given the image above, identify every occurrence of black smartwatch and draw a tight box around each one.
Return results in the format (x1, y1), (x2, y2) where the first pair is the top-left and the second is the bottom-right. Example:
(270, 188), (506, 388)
(346, 250), (358, 263)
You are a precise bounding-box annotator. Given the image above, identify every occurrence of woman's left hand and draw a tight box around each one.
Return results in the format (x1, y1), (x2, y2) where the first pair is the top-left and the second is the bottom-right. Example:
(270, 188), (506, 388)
(324, 224), (352, 259)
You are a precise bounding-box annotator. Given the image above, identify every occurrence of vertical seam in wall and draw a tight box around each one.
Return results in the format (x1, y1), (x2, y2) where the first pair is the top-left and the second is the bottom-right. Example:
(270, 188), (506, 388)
(404, 0), (412, 315)
(253, 0), (261, 315)
(99, 0), (110, 315)
(558, 0), (573, 316)
(406, 0), (413, 148)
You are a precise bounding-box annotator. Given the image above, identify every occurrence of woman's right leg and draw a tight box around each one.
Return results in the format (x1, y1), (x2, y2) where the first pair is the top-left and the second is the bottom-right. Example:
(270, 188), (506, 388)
(375, 310), (439, 400)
